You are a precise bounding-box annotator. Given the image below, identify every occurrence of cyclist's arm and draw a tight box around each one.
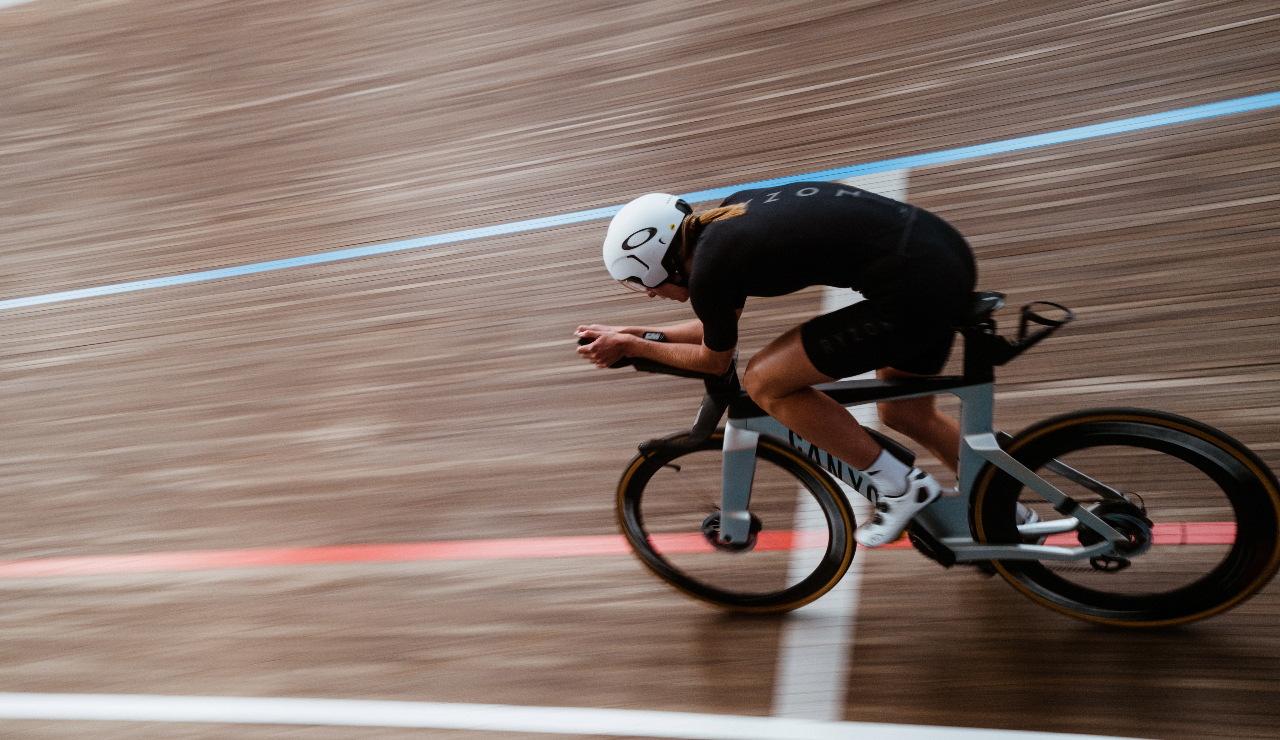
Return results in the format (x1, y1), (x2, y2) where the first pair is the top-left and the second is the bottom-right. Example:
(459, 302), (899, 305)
(626, 336), (736, 376)
(577, 311), (740, 374)
(577, 320), (703, 344)
(638, 320), (704, 344)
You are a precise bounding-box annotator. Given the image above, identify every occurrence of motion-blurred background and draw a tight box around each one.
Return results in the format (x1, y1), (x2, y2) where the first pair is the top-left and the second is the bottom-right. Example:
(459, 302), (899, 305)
(1, 1), (1277, 738)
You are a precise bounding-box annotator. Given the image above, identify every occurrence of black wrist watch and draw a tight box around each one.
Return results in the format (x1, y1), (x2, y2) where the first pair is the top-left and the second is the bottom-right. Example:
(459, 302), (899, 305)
(642, 331), (667, 342)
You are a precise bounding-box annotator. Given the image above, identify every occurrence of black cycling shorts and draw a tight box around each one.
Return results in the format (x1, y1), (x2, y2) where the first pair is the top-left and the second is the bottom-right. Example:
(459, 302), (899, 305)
(800, 210), (975, 379)
(801, 300), (957, 378)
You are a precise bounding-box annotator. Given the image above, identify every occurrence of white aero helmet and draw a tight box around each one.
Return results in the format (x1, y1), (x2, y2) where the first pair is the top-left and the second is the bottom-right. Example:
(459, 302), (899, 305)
(603, 193), (692, 291)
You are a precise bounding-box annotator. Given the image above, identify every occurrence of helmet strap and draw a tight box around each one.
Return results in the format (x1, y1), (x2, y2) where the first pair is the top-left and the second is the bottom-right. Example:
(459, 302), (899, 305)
(660, 213), (692, 287)
(660, 246), (688, 288)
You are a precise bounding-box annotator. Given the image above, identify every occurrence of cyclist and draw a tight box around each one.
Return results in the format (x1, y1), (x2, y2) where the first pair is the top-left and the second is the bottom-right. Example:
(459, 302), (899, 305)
(576, 182), (976, 547)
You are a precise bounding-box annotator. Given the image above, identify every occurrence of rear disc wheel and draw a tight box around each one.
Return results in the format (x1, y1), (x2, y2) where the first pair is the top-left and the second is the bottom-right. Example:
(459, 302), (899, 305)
(972, 409), (1280, 626)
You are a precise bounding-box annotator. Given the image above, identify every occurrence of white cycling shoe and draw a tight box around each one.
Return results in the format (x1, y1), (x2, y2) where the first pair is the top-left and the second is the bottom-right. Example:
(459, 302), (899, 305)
(855, 468), (942, 548)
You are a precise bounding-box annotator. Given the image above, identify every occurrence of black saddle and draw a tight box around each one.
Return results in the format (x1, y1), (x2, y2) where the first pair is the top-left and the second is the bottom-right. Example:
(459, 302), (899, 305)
(958, 291), (1006, 329)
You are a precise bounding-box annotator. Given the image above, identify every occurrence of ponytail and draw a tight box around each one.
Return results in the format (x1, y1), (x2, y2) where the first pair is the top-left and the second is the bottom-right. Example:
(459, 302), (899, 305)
(672, 202), (747, 267)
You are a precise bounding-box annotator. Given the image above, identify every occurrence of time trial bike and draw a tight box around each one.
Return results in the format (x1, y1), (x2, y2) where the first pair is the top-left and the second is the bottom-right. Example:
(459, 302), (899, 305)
(596, 292), (1280, 627)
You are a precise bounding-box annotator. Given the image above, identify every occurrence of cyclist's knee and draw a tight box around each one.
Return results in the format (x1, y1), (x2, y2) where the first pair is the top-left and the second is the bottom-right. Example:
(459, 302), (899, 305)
(742, 357), (774, 404)
(743, 356), (792, 409)
(744, 327), (826, 409)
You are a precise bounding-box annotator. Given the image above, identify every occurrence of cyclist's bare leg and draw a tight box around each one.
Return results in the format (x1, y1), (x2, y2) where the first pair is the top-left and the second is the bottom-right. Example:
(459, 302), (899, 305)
(877, 367), (960, 475)
(742, 326), (882, 469)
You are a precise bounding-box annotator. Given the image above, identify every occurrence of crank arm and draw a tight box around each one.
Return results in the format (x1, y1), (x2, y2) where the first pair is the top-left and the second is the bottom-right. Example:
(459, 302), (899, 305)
(1018, 517), (1080, 537)
(943, 539), (1114, 563)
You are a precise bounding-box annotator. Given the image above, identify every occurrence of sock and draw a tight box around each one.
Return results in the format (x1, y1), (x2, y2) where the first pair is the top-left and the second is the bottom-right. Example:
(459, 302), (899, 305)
(859, 447), (912, 498)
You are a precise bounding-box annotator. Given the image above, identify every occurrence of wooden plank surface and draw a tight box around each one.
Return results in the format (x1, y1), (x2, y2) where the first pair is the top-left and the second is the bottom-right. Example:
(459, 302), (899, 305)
(0, 0), (1278, 738)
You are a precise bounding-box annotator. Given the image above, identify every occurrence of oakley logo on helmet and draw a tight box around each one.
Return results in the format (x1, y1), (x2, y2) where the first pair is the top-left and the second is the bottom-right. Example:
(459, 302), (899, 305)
(622, 227), (658, 250)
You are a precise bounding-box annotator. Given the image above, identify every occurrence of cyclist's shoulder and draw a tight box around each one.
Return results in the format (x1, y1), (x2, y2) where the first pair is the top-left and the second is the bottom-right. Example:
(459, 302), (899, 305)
(720, 181), (911, 212)
(688, 242), (739, 284)
(719, 180), (835, 202)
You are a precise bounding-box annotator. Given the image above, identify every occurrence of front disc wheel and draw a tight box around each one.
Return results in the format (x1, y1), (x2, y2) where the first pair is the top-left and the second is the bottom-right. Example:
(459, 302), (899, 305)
(617, 431), (856, 613)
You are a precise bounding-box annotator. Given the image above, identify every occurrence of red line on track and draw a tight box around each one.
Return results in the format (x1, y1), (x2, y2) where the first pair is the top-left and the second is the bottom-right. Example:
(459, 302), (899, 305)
(0, 536), (635, 579)
(0, 524), (1235, 579)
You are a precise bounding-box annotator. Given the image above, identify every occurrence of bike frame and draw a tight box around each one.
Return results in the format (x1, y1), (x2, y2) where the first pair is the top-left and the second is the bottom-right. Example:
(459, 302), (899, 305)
(635, 294), (1129, 564)
(721, 376), (1124, 562)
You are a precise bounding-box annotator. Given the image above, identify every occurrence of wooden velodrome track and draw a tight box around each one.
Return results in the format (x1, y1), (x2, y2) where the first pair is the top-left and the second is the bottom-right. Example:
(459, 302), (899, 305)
(1, 0), (1279, 738)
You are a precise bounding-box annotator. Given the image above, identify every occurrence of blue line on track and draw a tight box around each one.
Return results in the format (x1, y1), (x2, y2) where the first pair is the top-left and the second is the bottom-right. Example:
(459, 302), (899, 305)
(3, 91), (1278, 312)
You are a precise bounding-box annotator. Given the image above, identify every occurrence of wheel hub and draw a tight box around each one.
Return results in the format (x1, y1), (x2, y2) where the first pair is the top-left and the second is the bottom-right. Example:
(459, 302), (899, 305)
(701, 512), (763, 552)
(1077, 501), (1154, 570)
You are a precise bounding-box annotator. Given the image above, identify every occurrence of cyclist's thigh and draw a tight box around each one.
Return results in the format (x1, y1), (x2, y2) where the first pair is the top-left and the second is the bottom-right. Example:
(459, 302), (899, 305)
(744, 325), (837, 396)
(882, 323), (956, 376)
(799, 298), (954, 380)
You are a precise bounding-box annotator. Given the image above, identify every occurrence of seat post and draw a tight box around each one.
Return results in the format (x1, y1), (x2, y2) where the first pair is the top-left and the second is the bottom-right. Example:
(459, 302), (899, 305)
(956, 291), (1007, 383)
(961, 324), (998, 383)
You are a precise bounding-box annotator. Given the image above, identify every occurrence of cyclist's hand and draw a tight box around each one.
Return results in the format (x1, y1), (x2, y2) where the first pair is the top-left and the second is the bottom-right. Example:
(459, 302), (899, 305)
(575, 328), (633, 368)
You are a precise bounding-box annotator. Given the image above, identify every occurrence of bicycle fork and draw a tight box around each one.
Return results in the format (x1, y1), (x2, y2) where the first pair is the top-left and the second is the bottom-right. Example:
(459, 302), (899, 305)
(716, 384), (963, 546)
(717, 424), (760, 546)
(716, 416), (885, 546)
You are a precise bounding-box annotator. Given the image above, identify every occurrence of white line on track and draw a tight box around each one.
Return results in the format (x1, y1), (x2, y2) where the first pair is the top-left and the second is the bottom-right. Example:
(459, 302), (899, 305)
(0, 693), (1149, 740)
(0, 0), (41, 8)
(771, 488), (868, 720)
(771, 171), (908, 722)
